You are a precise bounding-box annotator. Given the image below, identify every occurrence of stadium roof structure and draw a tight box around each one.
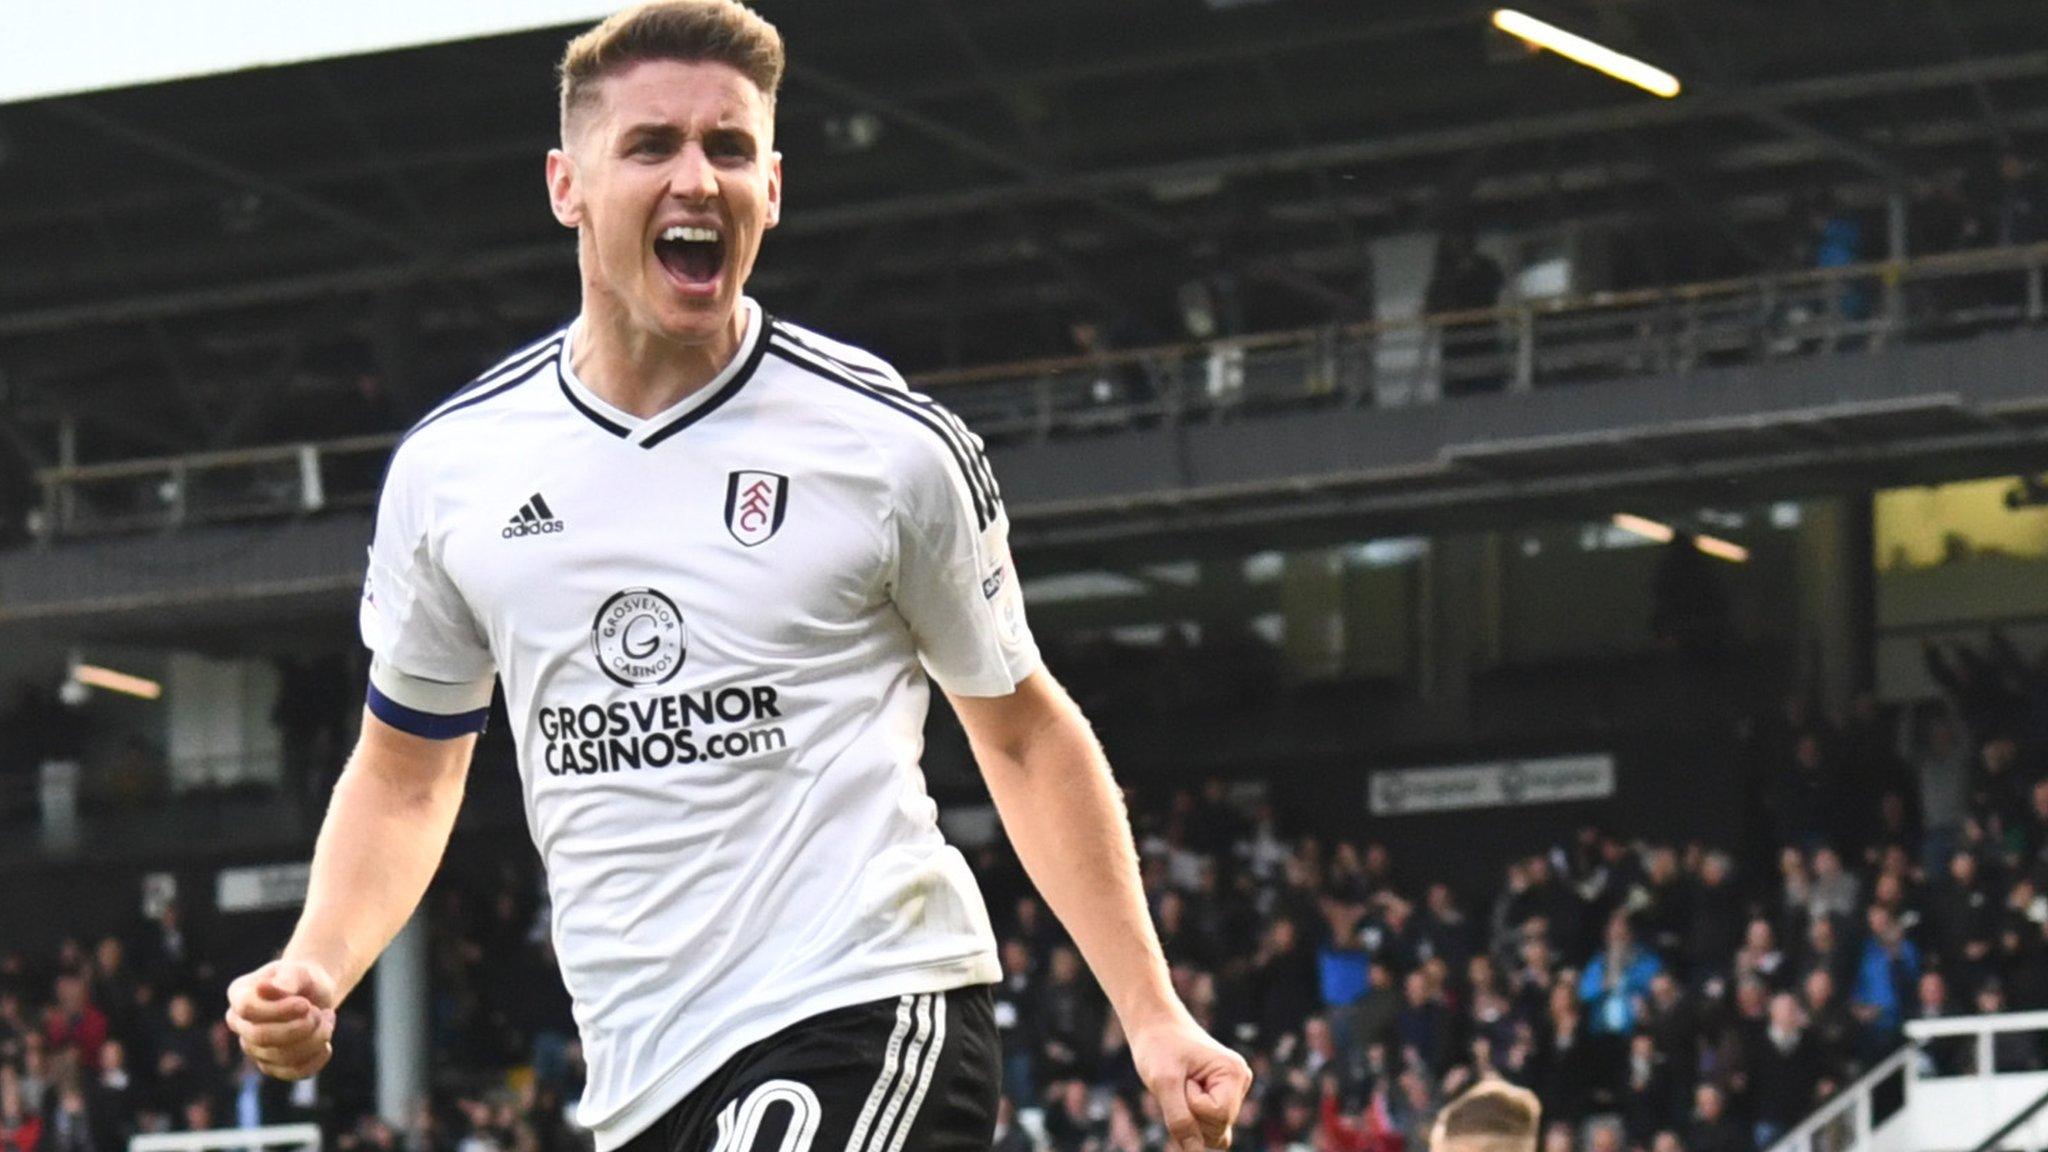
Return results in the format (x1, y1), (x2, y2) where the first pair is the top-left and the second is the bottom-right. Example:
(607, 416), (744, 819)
(1, 0), (2047, 482)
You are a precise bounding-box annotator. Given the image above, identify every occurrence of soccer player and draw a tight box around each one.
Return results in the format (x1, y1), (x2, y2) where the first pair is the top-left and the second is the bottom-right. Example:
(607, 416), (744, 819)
(221, 4), (1252, 1152)
(1429, 1080), (1542, 1152)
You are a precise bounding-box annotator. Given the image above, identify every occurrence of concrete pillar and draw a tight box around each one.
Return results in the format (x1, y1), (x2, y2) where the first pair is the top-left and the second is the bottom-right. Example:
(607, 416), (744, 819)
(1473, 532), (1506, 671)
(1886, 188), (1910, 329)
(1280, 549), (1346, 682)
(1887, 188), (1909, 263)
(56, 416), (77, 533)
(1418, 534), (1492, 722)
(1341, 557), (1415, 681)
(375, 911), (429, 1126)
(1795, 497), (1873, 712)
(1196, 555), (1256, 643)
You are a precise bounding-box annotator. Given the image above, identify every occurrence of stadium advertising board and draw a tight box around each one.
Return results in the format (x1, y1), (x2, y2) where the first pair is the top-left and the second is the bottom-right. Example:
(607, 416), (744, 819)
(1368, 753), (1615, 816)
(215, 862), (312, 913)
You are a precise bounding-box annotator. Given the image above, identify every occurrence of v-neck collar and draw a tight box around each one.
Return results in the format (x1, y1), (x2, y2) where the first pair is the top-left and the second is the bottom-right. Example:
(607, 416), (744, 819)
(557, 297), (767, 448)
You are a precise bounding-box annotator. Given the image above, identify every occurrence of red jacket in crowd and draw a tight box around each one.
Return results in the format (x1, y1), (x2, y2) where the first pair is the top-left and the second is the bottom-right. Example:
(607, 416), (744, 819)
(0, 1113), (43, 1152)
(1319, 1091), (1406, 1152)
(42, 1004), (109, 1069)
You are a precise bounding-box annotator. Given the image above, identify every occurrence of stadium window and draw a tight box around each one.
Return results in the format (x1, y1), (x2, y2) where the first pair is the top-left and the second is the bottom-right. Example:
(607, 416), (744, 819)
(1580, 522), (1665, 552)
(1875, 478), (2048, 570)
(1242, 551), (1285, 583)
(1346, 538), (1430, 568)
(1140, 561), (1201, 586)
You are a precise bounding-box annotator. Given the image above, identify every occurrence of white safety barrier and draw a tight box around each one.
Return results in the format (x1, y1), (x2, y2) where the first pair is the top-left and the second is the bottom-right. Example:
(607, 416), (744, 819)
(1771, 1011), (2048, 1152)
(131, 1122), (322, 1152)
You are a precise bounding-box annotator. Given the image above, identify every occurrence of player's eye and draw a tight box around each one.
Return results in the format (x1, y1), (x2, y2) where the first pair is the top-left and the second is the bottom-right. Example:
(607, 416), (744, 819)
(706, 136), (753, 161)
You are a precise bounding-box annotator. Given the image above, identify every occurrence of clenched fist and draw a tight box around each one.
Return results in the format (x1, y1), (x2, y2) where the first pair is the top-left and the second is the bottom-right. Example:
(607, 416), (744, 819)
(225, 960), (338, 1080)
(1131, 1017), (1254, 1152)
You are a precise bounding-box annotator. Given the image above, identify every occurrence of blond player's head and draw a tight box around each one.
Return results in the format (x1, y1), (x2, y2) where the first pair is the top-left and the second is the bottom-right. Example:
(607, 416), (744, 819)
(1429, 1080), (1541, 1152)
(548, 1), (786, 348)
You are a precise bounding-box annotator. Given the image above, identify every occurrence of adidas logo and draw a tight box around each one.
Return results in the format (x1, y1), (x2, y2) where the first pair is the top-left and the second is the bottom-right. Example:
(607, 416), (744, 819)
(502, 493), (565, 538)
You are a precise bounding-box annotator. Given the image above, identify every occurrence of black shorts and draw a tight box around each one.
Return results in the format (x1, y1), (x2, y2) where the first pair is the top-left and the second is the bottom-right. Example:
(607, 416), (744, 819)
(620, 985), (998, 1152)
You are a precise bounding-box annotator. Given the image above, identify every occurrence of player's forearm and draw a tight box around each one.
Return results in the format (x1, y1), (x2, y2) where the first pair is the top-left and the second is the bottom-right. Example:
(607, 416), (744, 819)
(975, 706), (1189, 1038)
(283, 725), (470, 1001)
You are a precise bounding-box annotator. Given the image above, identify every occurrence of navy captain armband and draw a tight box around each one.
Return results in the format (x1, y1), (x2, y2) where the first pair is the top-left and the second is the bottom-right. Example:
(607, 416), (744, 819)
(367, 682), (490, 739)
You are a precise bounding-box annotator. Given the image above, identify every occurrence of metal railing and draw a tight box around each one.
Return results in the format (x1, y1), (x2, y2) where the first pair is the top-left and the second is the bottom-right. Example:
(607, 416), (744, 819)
(132, 1122), (321, 1152)
(31, 241), (2048, 540)
(35, 432), (393, 539)
(1769, 1011), (2048, 1152)
(1769, 1039), (1916, 1152)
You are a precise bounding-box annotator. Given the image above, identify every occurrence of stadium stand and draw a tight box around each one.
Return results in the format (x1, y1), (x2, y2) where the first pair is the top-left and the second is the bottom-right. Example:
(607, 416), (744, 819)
(5, 244), (2048, 1150)
(4, 233), (2048, 1147)
(9, 5), (2048, 1152)
(3, 630), (2047, 1152)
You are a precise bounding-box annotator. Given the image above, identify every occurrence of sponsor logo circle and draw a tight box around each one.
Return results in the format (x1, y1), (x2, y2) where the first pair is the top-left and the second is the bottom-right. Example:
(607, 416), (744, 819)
(590, 588), (688, 686)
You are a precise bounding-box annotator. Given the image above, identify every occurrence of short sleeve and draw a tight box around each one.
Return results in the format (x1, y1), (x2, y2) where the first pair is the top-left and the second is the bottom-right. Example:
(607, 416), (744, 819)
(889, 420), (1041, 697)
(359, 443), (496, 737)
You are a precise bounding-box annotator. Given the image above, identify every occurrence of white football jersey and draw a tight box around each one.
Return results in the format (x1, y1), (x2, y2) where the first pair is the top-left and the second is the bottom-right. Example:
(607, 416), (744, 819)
(358, 298), (1038, 1149)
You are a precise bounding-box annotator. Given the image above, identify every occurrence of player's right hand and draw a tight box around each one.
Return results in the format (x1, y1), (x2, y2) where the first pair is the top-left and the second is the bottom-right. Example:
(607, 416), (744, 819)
(1131, 1016), (1253, 1152)
(225, 959), (339, 1080)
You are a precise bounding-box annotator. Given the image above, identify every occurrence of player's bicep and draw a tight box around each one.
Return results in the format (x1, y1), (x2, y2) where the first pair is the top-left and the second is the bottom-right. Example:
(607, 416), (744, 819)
(356, 705), (479, 790)
(945, 669), (1079, 766)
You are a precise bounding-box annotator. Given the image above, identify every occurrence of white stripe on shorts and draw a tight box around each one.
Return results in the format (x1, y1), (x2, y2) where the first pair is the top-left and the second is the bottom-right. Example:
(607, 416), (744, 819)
(865, 995), (934, 1152)
(843, 995), (918, 1152)
(881, 992), (947, 1152)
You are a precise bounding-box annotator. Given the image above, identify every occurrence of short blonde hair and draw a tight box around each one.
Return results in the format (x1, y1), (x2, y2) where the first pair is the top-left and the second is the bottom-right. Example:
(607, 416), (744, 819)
(558, 0), (785, 139)
(1431, 1080), (1541, 1152)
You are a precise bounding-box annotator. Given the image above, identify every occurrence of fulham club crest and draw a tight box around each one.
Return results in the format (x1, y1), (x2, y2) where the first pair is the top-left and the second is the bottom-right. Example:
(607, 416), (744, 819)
(724, 470), (789, 547)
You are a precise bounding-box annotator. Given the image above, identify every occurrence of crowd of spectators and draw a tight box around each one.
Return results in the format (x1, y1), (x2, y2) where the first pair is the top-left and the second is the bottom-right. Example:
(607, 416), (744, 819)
(0, 902), (319, 1152)
(970, 635), (2046, 1152)
(0, 884), (582, 1152)
(4, 631), (2046, 1152)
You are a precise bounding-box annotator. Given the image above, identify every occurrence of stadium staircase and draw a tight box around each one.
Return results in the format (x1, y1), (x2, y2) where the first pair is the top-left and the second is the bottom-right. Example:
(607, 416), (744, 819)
(1771, 1012), (2048, 1152)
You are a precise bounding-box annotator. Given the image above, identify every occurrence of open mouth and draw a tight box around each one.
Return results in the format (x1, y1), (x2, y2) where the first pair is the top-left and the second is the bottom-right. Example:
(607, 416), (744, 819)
(654, 224), (724, 290)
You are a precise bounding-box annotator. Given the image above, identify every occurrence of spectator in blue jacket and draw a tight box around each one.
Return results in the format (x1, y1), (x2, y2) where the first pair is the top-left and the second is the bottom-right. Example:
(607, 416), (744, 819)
(1852, 904), (1923, 1038)
(1579, 913), (1664, 1034)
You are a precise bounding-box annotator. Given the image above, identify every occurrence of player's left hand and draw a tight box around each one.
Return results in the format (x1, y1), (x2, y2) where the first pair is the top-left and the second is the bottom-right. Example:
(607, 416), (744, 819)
(1130, 1016), (1253, 1152)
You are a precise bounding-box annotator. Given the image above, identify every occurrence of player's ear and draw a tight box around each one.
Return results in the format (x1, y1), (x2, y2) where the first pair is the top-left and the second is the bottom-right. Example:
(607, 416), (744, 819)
(547, 148), (583, 229)
(764, 151), (782, 230)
